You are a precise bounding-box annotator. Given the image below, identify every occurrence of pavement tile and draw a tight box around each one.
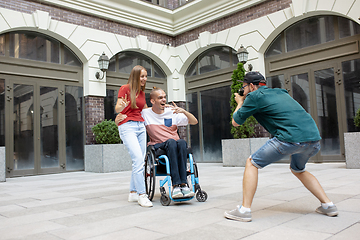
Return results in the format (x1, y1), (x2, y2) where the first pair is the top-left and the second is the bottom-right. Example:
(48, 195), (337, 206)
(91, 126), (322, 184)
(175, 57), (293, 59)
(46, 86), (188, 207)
(0, 221), (64, 239)
(327, 223), (360, 239)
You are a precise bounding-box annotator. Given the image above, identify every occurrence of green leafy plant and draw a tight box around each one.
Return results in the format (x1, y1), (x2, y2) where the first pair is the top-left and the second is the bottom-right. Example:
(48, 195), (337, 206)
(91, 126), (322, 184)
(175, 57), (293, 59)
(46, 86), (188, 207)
(230, 62), (257, 138)
(354, 108), (360, 128)
(92, 120), (121, 144)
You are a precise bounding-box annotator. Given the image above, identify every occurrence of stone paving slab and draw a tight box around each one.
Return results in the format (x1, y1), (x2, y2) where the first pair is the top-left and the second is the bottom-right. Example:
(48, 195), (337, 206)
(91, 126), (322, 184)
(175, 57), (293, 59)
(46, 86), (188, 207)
(0, 163), (359, 239)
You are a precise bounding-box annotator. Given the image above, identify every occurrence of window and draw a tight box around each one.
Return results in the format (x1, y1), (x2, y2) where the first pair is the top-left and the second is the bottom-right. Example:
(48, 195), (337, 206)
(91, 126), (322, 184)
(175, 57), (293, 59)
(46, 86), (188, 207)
(185, 46), (239, 77)
(108, 51), (166, 79)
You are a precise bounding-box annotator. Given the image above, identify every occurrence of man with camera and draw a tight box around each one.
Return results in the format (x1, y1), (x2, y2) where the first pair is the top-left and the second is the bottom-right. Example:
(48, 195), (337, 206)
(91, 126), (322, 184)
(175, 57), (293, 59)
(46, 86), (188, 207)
(224, 71), (338, 222)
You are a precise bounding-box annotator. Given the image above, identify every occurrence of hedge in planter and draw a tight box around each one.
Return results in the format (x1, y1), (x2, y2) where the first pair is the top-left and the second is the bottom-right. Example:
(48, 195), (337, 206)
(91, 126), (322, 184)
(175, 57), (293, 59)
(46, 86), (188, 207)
(229, 62), (257, 139)
(91, 120), (122, 144)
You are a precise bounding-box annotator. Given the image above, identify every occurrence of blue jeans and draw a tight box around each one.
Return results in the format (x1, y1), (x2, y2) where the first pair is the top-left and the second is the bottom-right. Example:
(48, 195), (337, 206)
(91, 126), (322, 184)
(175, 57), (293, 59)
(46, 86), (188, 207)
(154, 139), (188, 186)
(251, 137), (321, 172)
(118, 121), (146, 194)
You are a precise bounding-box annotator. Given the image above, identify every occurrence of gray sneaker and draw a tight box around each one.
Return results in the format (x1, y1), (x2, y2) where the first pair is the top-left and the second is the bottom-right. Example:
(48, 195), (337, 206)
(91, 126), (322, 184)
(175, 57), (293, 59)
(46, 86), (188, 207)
(181, 186), (195, 198)
(172, 186), (183, 199)
(316, 205), (338, 217)
(224, 206), (252, 222)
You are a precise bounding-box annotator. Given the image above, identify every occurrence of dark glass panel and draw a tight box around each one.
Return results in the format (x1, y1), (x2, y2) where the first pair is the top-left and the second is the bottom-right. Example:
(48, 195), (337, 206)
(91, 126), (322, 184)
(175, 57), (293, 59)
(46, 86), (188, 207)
(265, 34), (282, 57)
(13, 84), (34, 170)
(40, 87), (59, 168)
(65, 86), (84, 170)
(198, 47), (231, 74)
(200, 86), (232, 162)
(314, 68), (340, 155)
(267, 75), (285, 89)
(342, 59), (360, 132)
(338, 17), (360, 38)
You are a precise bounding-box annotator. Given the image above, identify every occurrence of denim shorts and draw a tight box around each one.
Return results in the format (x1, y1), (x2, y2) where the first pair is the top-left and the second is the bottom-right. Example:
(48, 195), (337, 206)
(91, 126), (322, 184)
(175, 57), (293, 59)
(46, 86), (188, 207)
(251, 137), (321, 172)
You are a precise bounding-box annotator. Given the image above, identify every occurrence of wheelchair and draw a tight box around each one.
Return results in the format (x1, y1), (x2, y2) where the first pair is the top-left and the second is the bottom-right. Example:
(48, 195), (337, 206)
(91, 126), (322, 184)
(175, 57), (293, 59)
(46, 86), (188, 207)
(144, 145), (208, 206)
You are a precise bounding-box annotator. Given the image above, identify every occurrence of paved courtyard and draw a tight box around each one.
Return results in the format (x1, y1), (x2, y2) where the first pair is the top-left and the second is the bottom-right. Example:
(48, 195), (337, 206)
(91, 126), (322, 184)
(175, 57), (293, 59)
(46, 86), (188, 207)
(0, 162), (359, 240)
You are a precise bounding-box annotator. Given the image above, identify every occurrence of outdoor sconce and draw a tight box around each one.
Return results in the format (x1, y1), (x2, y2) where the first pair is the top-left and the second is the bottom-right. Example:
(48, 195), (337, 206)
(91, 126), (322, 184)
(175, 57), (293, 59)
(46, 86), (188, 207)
(236, 45), (253, 72)
(95, 52), (110, 80)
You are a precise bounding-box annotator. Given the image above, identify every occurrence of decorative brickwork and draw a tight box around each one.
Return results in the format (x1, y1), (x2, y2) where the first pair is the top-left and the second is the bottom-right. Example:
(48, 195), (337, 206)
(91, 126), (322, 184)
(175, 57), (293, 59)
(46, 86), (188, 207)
(254, 124), (270, 138)
(175, 0), (292, 46)
(1, 0), (291, 47)
(85, 96), (105, 145)
(0, 0), (174, 46)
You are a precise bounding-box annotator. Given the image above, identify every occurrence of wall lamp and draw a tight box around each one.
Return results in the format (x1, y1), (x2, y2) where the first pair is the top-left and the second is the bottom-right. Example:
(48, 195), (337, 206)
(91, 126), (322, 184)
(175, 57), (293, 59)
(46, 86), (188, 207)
(95, 52), (110, 80)
(236, 45), (253, 72)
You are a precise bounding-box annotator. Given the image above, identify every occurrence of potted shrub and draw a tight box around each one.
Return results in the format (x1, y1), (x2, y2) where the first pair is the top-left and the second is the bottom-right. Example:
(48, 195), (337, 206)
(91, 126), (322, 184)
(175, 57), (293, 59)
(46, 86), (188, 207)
(222, 63), (268, 167)
(344, 107), (360, 169)
(85, 120), (132, 172)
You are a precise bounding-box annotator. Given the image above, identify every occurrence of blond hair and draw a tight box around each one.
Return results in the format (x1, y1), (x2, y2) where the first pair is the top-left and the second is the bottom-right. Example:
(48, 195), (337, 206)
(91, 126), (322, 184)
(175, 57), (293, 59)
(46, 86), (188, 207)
(127, 65), (146, 109)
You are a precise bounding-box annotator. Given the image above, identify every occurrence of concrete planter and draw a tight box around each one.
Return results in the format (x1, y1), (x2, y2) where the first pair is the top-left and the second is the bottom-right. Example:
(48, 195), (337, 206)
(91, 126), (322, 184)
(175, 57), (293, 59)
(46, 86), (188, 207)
(0, 146), (5, 182)
(222, 137), (269, 167)
(344, 132), (360, 169)
(85, 144), (132, 173)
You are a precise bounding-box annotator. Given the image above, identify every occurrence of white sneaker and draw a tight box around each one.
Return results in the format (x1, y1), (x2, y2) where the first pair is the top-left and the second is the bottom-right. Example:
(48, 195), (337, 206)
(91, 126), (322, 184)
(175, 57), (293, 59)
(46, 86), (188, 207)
(128, 192), (138, 202)
(138, 194), (153, 207)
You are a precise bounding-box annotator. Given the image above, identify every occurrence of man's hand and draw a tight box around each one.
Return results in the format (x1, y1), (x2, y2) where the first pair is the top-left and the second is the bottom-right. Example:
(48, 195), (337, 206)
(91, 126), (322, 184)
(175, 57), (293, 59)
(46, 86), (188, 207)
(234, 92), (245, 105)
(115, 113), (127, 125)
(170, 101), (185, 114)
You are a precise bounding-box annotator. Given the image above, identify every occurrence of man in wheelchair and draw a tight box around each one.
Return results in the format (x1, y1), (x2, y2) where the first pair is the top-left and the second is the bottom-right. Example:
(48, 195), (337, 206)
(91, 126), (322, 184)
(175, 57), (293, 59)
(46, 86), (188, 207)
(116, 87), (198, 199)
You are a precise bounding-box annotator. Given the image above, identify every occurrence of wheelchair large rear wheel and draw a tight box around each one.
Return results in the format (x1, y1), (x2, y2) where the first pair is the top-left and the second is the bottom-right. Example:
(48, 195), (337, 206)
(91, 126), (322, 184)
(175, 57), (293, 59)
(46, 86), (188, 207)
(144, 150), (156, 201)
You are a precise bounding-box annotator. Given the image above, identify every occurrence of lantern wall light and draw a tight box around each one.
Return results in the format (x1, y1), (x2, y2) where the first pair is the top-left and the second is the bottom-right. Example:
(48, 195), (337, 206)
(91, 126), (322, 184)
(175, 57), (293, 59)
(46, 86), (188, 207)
(236, 45), (253, 72)
(95, 52), (110, 80)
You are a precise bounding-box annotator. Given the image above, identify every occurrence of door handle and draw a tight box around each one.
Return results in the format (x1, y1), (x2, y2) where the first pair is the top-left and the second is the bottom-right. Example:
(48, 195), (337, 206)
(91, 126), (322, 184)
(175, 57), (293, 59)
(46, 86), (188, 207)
(6, 96), (12, 101)
(336, 79), (342, 85)
(60, 163), (66, 169)
(60, 100), (64, 104)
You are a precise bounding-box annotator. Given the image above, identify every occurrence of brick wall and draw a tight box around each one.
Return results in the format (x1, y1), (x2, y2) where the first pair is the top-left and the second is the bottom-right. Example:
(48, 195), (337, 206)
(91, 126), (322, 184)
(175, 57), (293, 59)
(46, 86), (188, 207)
(0, 0), (291, 47)
(85, 96), (105, 145)
(175, 0), (292, 45)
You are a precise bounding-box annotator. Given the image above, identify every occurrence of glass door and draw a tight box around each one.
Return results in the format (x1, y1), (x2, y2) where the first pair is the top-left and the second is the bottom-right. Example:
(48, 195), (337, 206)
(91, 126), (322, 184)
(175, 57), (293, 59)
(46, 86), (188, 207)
(313, 66), (344, 160)
(5, 77), (66, 177)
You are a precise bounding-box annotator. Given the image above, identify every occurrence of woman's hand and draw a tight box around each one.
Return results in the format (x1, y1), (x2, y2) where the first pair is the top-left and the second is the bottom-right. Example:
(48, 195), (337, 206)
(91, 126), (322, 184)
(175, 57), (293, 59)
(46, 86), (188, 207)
(115, 113), (127, 125)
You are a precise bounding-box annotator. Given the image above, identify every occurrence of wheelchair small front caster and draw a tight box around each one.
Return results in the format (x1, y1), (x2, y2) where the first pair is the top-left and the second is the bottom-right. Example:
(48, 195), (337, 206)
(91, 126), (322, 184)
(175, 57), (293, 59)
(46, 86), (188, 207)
(160, 194), (171, 206)
(196, 190), (208, 202)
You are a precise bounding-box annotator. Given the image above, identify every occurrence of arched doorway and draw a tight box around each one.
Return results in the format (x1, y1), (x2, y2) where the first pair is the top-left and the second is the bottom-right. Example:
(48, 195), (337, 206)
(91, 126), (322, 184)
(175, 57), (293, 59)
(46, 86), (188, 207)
(0, 31), (84, 177)
(265, 15), (360, 162)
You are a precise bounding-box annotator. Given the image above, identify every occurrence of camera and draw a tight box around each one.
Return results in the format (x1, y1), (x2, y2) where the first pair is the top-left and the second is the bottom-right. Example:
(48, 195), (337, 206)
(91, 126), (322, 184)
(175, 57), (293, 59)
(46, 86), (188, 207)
(238, 88), (244, 96)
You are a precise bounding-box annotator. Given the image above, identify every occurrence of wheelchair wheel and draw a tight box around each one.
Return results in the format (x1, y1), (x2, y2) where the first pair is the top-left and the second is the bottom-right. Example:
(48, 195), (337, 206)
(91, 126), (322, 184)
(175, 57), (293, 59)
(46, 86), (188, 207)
(160, 194), (171, 206)
(196, 190), (208, 202)
(144, 150), (156, 201)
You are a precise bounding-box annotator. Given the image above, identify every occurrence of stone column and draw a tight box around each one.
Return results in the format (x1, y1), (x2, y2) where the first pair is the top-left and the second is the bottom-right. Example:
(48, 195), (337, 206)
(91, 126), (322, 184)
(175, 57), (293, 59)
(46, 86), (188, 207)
(85, 96), (104, 145)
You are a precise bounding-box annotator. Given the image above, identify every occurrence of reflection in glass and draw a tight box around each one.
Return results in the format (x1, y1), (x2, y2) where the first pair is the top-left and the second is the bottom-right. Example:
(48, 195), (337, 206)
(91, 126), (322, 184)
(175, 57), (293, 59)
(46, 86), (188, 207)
(118, 52), (151, 75)
(314, 68), (340, 155)
(0, 35), (4, 56)
(65, 86), (84, 170)
(64, 45), (82, 66)
(265, 35), (282, 57)
(285, 16), (334, 52)
(105, 89), (118, 121)
(200, 86), (232, 162)
(338, 17), (360, 39)
(267, 75), (285, 89)
(108, 56), (116, 72)
(13, 84), (34, 170)
(9, 32), (60, 63)
(342, 59), (360, 132)
(187, 92), (200, 160)
(199, 47), (231, 74)
(40, 87), (59, 168)
(153, 61), (166, 78)
(0, 79), (4, 146)
(290, 73), (310, 112)
(185, 58), (197, 77)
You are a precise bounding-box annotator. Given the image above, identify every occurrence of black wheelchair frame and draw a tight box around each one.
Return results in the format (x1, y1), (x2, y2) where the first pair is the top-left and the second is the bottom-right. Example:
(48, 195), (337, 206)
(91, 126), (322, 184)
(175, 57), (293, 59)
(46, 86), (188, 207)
(144, 145), (208, 206)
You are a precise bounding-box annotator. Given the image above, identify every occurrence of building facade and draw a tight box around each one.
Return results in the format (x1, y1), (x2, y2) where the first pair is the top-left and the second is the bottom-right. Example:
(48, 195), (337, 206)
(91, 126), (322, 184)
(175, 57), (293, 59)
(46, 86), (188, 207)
(0, 0), (359, 177)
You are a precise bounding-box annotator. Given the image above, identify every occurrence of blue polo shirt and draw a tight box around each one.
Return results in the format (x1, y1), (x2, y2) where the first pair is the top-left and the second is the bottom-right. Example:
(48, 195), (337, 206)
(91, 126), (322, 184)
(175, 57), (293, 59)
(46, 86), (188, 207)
(233, 86), (321, 143)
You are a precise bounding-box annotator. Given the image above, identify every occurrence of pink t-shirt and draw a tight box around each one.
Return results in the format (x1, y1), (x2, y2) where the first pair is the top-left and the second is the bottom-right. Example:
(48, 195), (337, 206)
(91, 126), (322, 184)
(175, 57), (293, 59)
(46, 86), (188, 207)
(142, 108), (188, 145)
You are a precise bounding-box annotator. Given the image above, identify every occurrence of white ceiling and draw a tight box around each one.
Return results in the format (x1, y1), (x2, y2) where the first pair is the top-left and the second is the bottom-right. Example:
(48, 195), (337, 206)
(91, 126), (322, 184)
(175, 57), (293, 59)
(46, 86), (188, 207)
(41, 0), (266, 36)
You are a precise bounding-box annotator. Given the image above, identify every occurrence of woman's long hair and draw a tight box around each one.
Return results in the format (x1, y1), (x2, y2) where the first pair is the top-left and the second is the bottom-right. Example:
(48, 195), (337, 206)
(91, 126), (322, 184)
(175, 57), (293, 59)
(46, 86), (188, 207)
(127, 65), (146, 109)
